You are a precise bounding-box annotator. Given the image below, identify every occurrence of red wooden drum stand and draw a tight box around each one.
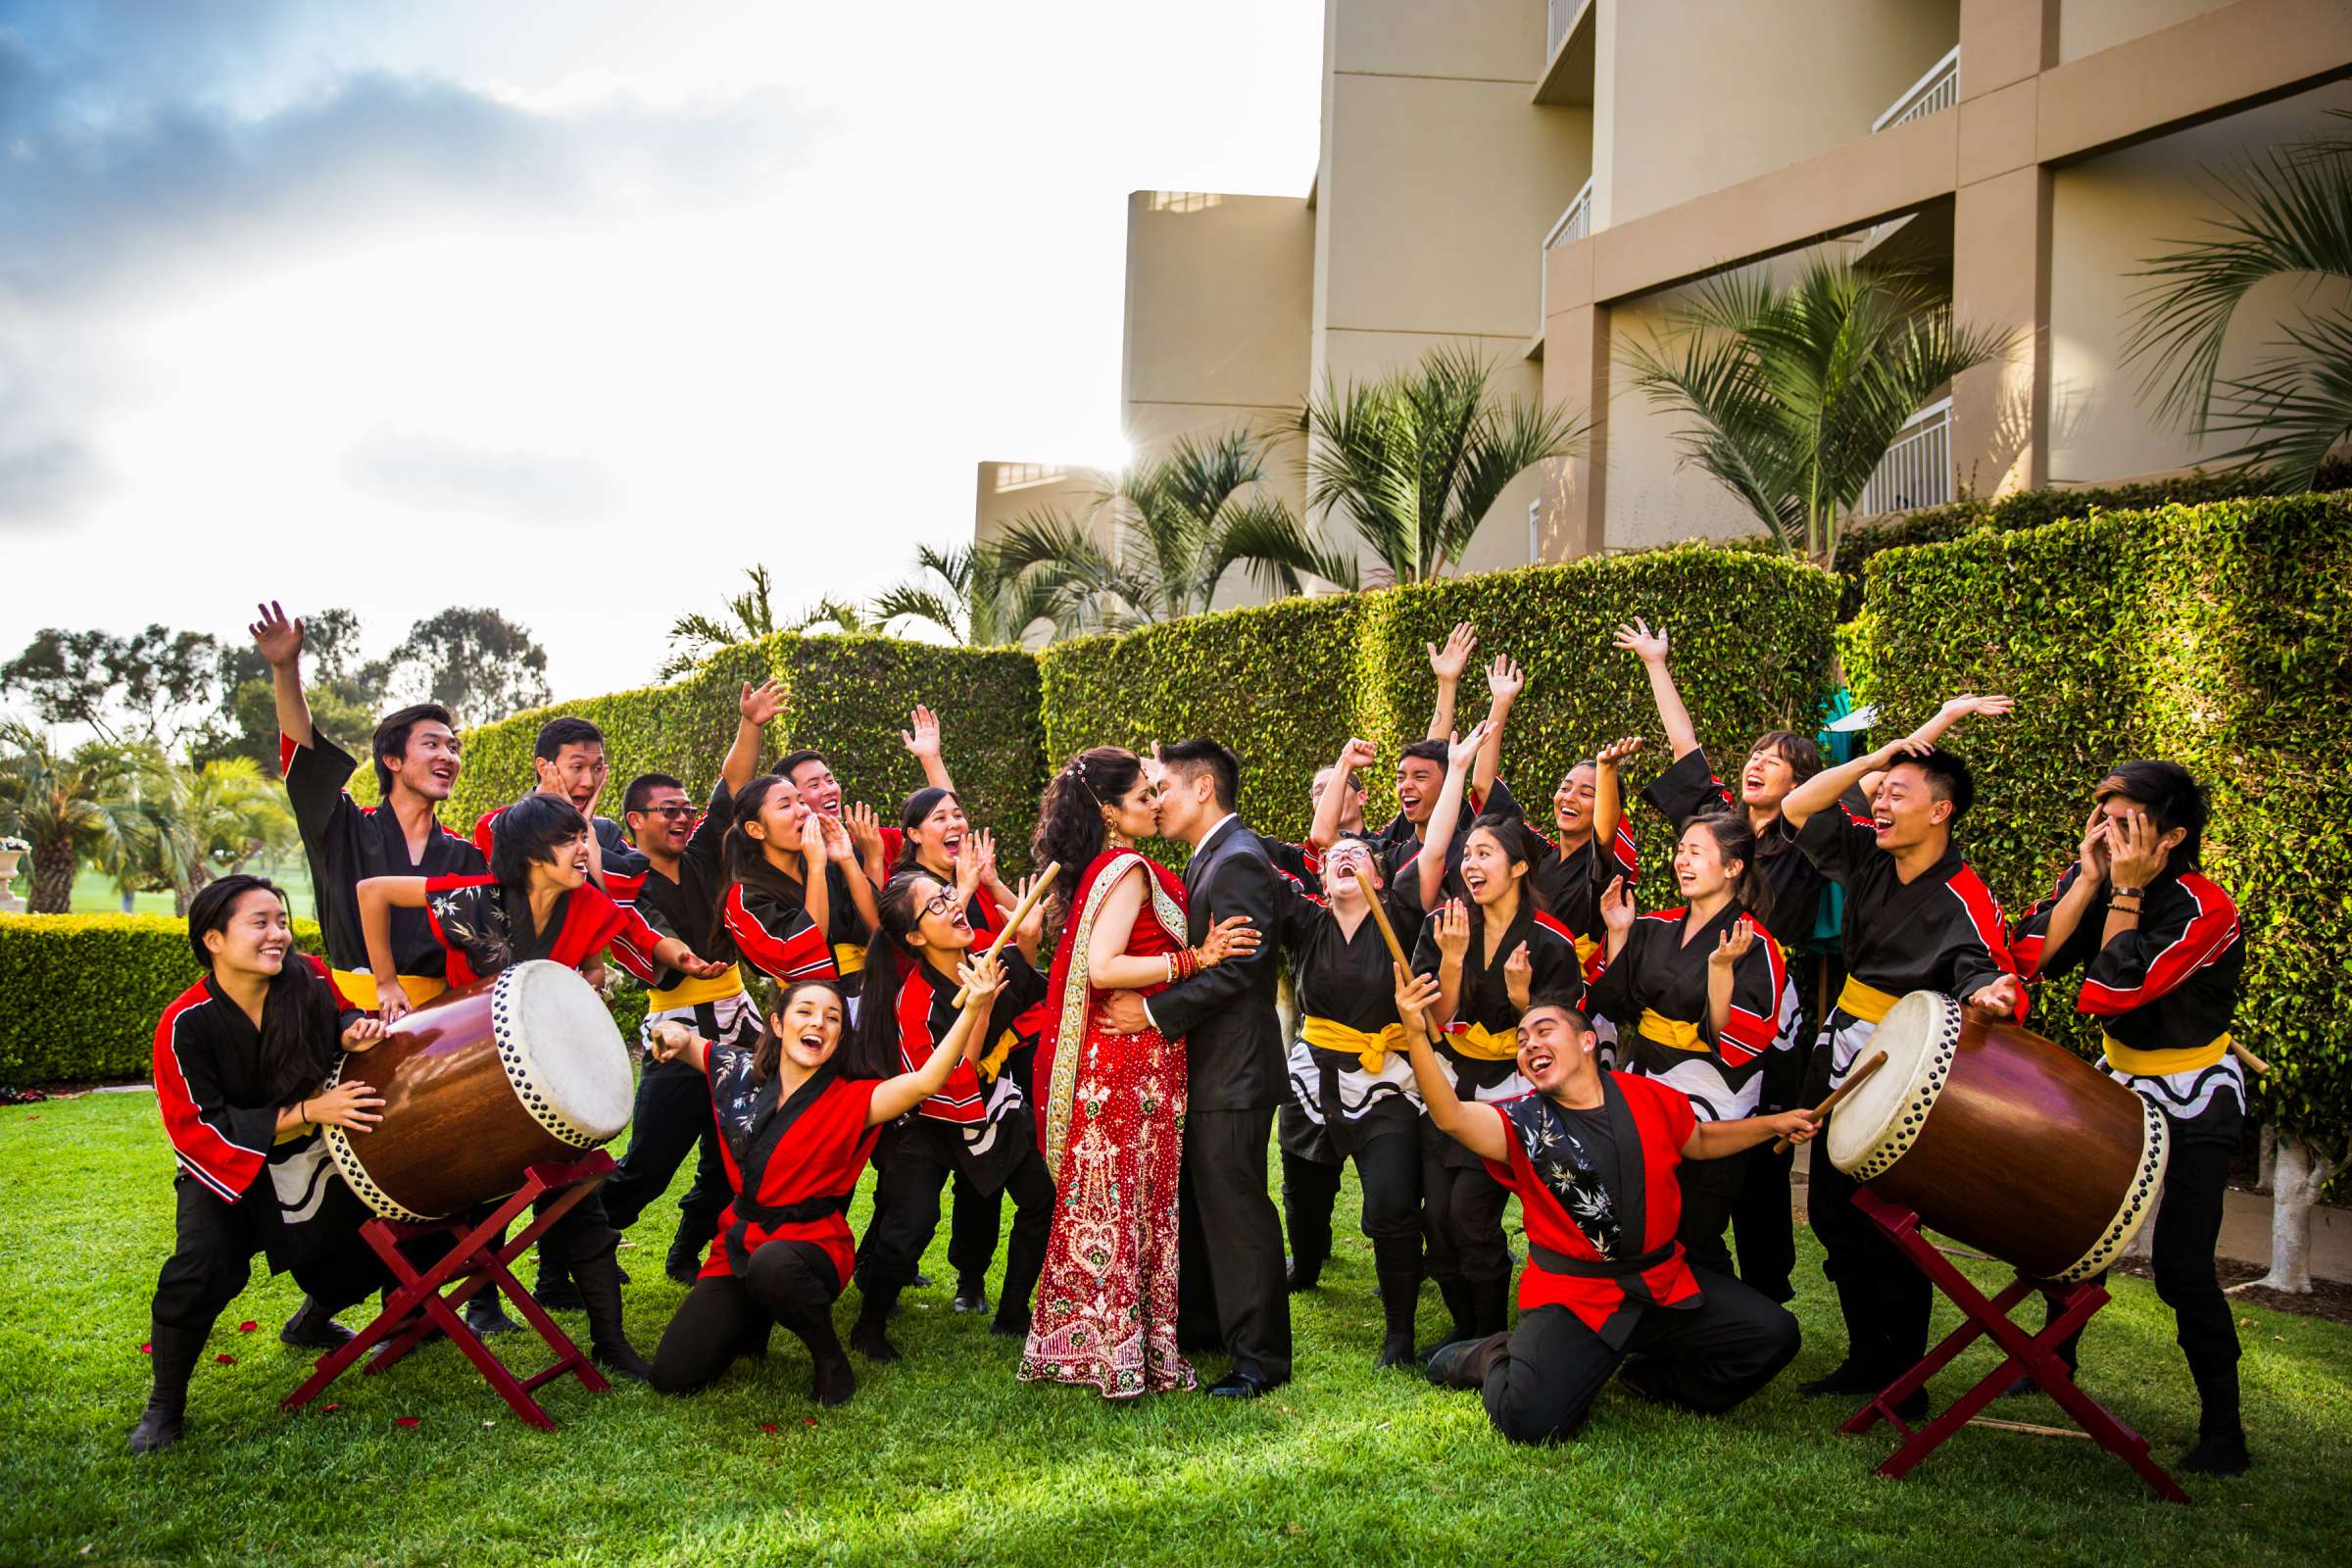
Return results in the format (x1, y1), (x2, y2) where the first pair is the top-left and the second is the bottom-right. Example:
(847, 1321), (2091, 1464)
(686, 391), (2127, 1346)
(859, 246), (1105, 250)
(281, 1153), (617, 1430)
(1840, 1190), (2188, 1503)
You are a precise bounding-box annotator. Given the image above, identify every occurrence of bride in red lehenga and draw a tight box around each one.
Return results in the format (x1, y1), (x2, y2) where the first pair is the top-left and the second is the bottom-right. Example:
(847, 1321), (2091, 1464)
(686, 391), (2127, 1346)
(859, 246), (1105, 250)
(1018, 747), (1258, 1399)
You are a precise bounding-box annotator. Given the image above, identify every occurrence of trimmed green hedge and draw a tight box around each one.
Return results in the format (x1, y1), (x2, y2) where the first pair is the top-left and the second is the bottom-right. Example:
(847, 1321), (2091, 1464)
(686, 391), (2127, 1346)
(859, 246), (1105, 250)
(0, 914), (323, 1085)
(1041, 546), (1840, 877)
(1860, 493), (2352, 1140)
(1831, 461), (2352, 616)
(445, 632), (1048, 869)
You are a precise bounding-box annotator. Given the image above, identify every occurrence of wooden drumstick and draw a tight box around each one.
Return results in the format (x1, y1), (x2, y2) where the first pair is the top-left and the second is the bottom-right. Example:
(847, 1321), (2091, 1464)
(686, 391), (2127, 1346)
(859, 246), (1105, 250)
(1774, 1049), (1888, 1153)
(1358, 874), (1413, 973)
(2226, 1037), (2270, 1075)
(952, 861), (1061, 1005)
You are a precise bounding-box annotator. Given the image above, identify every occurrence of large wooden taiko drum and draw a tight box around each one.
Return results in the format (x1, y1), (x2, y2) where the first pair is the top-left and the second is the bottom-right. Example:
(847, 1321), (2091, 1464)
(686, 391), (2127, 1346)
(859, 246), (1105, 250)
(320, 960), (634, 1222)
(1826, 991), (2169, 1282)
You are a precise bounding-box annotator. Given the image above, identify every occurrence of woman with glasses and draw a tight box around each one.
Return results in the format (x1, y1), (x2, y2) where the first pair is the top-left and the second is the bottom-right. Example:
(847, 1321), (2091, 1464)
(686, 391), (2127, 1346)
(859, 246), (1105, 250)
(841, 866), (1052, 1360)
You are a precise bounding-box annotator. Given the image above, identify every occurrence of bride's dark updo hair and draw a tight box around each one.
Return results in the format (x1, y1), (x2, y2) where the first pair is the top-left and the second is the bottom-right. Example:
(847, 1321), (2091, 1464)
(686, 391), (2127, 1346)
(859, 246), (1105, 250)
(1032, 746), (1145, 928)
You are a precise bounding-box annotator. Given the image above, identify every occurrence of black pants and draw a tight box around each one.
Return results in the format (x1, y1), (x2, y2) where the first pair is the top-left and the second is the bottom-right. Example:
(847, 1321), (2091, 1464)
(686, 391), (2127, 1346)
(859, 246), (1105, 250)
(858, 1131), (1054, 1324)
(1729, 1138), (1797, 1302)
(1177, 1104), (1293, 1384)
(600, 1061), (729, 1260)
(2052, 1107), (2242, 1432)
(1280, 1128), (1423, 1268)
(1676, 1152), (1743, 1280)
(651, 1240), (842, 1395)
(1808, 1111), (1931, 1377)
(1422, 1146), (1512, 1287)
(151, 1176), (389, 1334)
(947, 1170), (1004, 1286)
(1482, 1270), (1801, 1444)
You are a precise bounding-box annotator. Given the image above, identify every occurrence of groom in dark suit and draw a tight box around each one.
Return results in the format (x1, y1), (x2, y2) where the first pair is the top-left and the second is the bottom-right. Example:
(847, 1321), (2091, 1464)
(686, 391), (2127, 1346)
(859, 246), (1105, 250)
(1102, 738), (1292, 1395)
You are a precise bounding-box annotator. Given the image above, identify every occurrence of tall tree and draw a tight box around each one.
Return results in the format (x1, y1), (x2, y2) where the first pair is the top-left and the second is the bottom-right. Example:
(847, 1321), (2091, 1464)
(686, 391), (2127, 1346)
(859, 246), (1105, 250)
(870, 541), (1058, 647)
(0, 723), (161, 912)
(1301, 345), (1585, 584)
(991, 427), (1354, 635)
(2, 624), (224, 752)
(1624, 257), (2006, 562)
(380, 608), (552, 727)
(2124, 117), (2352, 494)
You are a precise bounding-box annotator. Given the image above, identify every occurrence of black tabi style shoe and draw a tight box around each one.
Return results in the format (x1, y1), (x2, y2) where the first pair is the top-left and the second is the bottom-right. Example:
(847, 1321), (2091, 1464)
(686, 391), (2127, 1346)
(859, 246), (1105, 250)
(466, 1291), (522, 1337)
(533, 1263), (585, 1315)
(2178, 1428), (2251, 1476)
(279, 1297), (356, 1350)
(990, 1305), (1032, 1339)
(1795, 1359), (1879, 1396)
(127, 1324), (207, 1455)
(811, 1348), (858, 1407)
(1423, 1332), (1509, 1393)
(569, 1250), (651, 1384)
(1202, 1370), (1272, 1399)
(1285, 1254), (1325, 1294)
(1372, 1250), (1422, 1371)
(849, 1314), (902, 1364)
(952, 1276), (990, 1314)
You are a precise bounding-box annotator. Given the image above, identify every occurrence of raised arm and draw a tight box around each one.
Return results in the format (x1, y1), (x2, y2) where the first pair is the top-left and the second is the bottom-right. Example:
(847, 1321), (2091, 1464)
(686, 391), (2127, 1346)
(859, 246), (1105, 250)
(1592, 735), (1639, 850)
(1425, 622), (1475, 741)
(724, 679), (788, 794)
(1613, 617), (1698, 760)
(1416, 720), (1493, 910)
(1309, 737), (1376, 851)
(867, 955), (1000, 1124)
(796, 814), (833, 940)
(901, 705), (956, 794)
(249, 601), (316, 747)
(1474, 656), (1520, 801)
(355, 875), (432, 1020)
(1787, 694), (2013, 830)
(1395, 964), (1507, 1162)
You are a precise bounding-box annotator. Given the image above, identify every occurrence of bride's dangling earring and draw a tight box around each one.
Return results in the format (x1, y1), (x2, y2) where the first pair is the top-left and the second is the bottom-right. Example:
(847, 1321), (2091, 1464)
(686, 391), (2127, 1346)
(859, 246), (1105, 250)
(1104, 811), (1132, 851)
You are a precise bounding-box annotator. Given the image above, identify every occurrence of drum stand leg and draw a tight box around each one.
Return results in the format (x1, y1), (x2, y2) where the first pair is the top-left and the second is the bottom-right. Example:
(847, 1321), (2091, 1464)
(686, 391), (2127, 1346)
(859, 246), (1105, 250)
(281, 1154), (618, 1431)
(1838, 1190), (2189, 1503)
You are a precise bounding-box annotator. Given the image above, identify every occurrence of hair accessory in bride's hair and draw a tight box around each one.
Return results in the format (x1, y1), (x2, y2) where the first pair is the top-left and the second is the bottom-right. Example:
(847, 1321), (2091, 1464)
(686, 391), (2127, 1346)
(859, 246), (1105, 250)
(1067, 755), (1107, 810)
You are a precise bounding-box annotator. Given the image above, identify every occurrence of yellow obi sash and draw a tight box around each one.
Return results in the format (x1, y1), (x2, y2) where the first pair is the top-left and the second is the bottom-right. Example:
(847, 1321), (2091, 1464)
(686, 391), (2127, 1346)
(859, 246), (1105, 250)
(978, 1027), (1021, 1083)
(1836, 976), (1902, 1025)
(1573, 931), (1602, 981)
(2104, 1034), (2230, 1077)
(833, 943), (867, 977)
(1446, 1021), (1521, 1061)
(1301, 1015), (1408, 1074)
(330, 969), (446, 1012)
(1636, 1009), (1707, 1053)
(647, 965), (747, 1012)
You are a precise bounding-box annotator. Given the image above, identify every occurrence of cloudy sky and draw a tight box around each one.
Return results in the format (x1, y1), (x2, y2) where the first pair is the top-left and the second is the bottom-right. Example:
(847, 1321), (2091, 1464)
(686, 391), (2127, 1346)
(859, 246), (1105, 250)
(0, 0), (1321, 704)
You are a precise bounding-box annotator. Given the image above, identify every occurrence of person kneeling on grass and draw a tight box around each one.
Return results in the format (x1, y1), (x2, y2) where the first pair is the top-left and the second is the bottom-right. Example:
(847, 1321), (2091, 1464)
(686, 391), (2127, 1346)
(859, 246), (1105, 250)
(641, 958), (1004, 1407)
(133, 875), (395, 1454)
(1395, 967), (1816, 1444)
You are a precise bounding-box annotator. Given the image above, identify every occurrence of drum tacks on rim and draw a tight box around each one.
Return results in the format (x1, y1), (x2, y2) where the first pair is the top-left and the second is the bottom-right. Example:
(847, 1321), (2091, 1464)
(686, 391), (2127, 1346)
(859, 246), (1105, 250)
(1825, 991), (2169, 1283)
(321, 960), (634, 1222)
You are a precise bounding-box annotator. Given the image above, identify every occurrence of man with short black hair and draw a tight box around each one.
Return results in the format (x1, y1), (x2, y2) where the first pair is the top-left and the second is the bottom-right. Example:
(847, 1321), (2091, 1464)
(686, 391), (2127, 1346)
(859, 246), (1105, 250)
(1397, 976), (1814, 1443)
(250, 600), (489, 1347)
(1103, 737), (1291, 1395)
(472, 714), (649, 896)
(1780, 697), (2023, 1415)
(599, 681), (783, 1284)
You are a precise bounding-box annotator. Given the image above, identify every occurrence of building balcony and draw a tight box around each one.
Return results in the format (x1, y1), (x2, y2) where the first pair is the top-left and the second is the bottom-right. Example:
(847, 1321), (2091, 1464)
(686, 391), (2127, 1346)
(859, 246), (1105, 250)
(1536, 176), (1596, 324)
(1854, 397), (1952, 516)
(1873, 44), (1959, 132)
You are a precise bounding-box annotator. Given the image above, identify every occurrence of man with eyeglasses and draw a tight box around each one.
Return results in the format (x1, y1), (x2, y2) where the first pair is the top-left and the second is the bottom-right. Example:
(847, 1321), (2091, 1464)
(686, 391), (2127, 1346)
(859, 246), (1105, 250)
(598, 679), (785, 1284)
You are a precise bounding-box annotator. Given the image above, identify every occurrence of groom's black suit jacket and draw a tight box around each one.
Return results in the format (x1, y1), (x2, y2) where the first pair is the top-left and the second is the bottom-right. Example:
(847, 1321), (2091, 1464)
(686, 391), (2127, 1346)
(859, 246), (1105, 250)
(1149, 816), (1285, 1114)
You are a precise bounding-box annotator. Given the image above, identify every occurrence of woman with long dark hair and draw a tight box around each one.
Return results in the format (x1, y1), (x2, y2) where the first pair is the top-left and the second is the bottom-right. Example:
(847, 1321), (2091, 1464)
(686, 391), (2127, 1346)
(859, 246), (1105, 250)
(1015, 747), (1258, 1398)
(1590, 808), (1791, 1278)
(1409, 808), (1582, 1349)
(643, 960), (1004, 1408)
(714, 774), (846, 994)
(131, 875), (392, 1453)
(845, 866), (1052, 1357)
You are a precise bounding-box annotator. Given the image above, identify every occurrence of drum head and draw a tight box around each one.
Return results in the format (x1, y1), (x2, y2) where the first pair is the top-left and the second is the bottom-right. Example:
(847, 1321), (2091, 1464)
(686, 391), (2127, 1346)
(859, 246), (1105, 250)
(495, 960), (633, 1147)
(1827, 990), (1962, 1180)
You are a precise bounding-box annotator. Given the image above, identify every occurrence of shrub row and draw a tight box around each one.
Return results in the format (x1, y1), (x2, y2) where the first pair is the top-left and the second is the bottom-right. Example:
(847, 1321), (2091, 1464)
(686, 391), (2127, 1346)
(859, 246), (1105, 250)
(1856, 493), (2352, 1141)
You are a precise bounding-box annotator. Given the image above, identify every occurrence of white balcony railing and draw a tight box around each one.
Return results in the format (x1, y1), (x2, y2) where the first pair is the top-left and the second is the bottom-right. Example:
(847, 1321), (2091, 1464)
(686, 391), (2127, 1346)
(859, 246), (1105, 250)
(1548, 0), (1579, 58)
(1545, 177), (1595, 250)
(1872, 44), (1959, 132)
(1855, 398), (1952, 516)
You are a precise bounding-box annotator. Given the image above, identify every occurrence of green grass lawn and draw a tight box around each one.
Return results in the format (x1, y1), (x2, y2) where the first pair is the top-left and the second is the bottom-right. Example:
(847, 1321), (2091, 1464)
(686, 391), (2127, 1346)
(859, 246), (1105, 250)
(50, 859), (318, 917)
(1, 1093), (2342, 1567)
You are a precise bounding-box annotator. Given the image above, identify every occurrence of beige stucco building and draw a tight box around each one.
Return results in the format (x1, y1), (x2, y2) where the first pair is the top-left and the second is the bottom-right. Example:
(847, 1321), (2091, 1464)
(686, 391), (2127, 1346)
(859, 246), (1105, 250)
(982, 0), (2352, 585)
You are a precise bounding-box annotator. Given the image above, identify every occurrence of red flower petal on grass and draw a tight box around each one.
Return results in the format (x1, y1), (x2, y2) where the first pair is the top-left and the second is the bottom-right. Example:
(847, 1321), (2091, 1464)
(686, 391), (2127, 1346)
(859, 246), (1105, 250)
(213, 1353), (237, 1365)
(759, 1423), (779, 1434)
(321, 1402), (342, 1414)
(237, 1320), (258, 1334)
(395, 1416), (420, 1428)
(139, 1343), (152, 1355)
(803, 1417), (817, 1427)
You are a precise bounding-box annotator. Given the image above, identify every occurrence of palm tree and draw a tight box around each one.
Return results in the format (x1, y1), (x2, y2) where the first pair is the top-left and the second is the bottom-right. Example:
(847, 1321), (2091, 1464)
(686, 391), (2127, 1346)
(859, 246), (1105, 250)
(1301, 345), (1586, 584)
(1624, 257), (2008, 561)
(871, 541), (1060, 647)
(662, 565), (877, 676)
(2123, 119), (2352, 493)
(151, 758), (297, 912)
(992, 428), (1354, 635)
(0, 723), (162, 912)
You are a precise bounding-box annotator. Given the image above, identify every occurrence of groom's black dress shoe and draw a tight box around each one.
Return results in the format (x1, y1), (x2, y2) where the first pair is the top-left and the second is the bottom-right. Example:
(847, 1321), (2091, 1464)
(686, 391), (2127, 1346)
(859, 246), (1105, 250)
(1203, 1371), (1273, 1399)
